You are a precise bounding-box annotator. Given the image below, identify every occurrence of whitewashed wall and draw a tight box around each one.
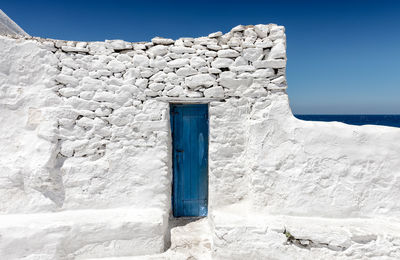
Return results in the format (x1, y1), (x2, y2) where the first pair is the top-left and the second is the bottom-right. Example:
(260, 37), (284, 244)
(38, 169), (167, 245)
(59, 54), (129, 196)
(1, 23), (399, 259)
(0, 24), (287, 214)
(246, 94), (400, 218)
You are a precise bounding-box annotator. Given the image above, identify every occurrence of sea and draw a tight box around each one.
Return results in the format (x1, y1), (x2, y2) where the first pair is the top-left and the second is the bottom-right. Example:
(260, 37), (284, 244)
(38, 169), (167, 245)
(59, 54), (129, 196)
(294, 115), (400, 128)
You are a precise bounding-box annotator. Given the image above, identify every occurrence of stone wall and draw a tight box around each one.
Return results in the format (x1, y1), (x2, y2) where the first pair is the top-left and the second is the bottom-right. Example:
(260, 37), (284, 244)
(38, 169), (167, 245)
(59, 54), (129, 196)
(0, 24), (287, 215)
(245, 94), (400, 218)
(0, 24), (288, 258)
(1, 23), (400, 259)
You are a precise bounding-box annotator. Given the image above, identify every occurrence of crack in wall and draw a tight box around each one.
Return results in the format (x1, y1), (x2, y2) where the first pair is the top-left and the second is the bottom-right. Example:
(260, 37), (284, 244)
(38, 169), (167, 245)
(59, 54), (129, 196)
(283, 228), (348, 251)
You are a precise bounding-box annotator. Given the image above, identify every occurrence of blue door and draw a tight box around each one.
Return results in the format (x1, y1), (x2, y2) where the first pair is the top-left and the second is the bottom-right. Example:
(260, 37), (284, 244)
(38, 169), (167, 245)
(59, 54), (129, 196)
(170, 104), (209, 217)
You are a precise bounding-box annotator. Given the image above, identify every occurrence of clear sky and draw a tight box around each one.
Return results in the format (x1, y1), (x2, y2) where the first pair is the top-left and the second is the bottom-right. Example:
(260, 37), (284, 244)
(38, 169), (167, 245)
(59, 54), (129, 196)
(2, 0), (400, 114)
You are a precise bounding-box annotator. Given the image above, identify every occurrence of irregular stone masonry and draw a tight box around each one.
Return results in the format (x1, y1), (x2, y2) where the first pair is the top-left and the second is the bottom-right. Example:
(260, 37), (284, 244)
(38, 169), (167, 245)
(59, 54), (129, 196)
(11, 24), (287, 212)
(49, 24), (286, 101)
(0, 24), (288, 215)
(0, 24), (290, 258)
(41, 23), (286, 163)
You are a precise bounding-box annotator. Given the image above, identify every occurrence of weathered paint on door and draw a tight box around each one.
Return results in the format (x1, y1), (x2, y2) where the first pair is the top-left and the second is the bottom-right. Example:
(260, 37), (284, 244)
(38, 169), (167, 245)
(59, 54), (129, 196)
(170, 104), (209, 217)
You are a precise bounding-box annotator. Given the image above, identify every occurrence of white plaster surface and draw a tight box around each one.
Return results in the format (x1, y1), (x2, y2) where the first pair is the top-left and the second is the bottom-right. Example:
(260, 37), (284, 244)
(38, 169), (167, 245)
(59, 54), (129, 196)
(0, 23), (399, 259)
(0, 208), (167, 259)
(0, 9), (29, 37)
(245, 93), (400, 218)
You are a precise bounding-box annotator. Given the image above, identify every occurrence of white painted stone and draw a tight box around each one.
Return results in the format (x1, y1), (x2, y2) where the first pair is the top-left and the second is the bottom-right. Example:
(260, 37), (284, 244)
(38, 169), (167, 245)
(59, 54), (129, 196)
(79, 91), (95, 100)
(173, 39), (185, 47)
(253, 68), (275, 77)
(232, 56), (248, 67)
(93, 91), (115, 102)
(198, 66), (209, 73)
(147, 45), (169, 56)
(149, 83), (165, 92)
(61, 139), (88, 157)
(61, 66), (73, 76)
(207, 44), (222, 51)
(243, 37), (257, 48)
(253, 59), (286, 68)
(243, 47), (264, 61)
(80, 77), (103, 91)
(59, 87), (79, 97)
(185, 74), (215, 89)
(61, 57), (80, 70)
(149, 56), (167, 69)
(271, 76), (286, 84)
(255, 38), (273, 48)
(186, 90), (203, 98)
(167, 58), (189, 68)
(106, 40), (132, 50)
(192, 44), (207, 50)
(203, 86), (224, 98)
(269, 42), (286, 59)
(269, 25), (285, 40)
(254, 24), (270, 38)
(76, 42), (88, 49)
(144, 89), (159, 97)
(230, 65), (256, 72)
(135, 81), (148, 93)
(73, 68), (89, 79)
(208, 68), (221, 74)
(150, 71), (167, 82)
(124, 67), (141, 79)
(244, 28), (257, 38)
(133, 55), (150, 67)
(227, 37), (241, 47)
(217, 49), (240, 58)
(208, 31), (222, 38)
(218, 77), (253, 90)
(211, 58), (234, 68)
(231, 25), (245, 32)
(152, 37), (174, 45)
(107, 59), (126, 73)
(220, 71), (236, 78)
(170, 46), (195, 54)
(140, 68), (154, 78)
(133, 43), (146, 50)
(55, 74), (79, 86)
(176, 66), (197, 77)
(61, 46), (89, 53)
(166, 85), (184, 97)
(267, 83), (286, 90)
(205, 51), (217, 57)
(116, 54), (132, 63)
(194, 37), (215, 46)
(88, 42), (113, 55)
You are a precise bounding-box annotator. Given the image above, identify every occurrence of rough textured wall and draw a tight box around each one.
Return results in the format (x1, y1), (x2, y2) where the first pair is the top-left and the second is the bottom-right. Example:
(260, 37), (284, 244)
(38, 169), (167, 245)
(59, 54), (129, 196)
(0, 24), (289, 258)
(0, 37), (60, 213)
(245, 93), (400, 218)
(1, 22), (400, 259)
(0, 24), (287, 215)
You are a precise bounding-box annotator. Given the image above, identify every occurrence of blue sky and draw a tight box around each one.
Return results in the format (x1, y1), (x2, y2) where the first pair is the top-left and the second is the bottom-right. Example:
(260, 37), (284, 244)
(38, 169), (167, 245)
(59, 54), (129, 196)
(2, 0), (400, 114)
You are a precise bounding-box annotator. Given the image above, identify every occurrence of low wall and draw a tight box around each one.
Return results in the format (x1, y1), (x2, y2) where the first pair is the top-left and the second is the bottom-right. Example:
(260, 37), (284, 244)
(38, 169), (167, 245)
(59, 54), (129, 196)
(246, 94), (400, 218)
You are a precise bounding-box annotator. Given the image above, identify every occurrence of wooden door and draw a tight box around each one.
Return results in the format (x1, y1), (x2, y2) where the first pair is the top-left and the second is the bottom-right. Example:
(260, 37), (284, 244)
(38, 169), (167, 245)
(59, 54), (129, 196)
(170, 104), (209, 217)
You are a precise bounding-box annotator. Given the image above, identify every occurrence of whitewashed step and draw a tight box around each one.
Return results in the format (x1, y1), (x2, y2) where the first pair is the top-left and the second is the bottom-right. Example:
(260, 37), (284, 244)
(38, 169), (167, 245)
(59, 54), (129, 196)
(0, 208), (167, 259)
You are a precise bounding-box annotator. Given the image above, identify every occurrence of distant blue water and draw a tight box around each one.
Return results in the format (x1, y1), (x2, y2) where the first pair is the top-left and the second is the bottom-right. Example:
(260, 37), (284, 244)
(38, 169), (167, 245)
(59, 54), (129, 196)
(294, 115), (400, 128)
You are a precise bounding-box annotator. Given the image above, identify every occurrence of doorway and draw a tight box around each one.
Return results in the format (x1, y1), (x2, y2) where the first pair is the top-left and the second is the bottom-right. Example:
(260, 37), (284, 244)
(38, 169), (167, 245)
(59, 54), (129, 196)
(170, 104), (209, 217)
